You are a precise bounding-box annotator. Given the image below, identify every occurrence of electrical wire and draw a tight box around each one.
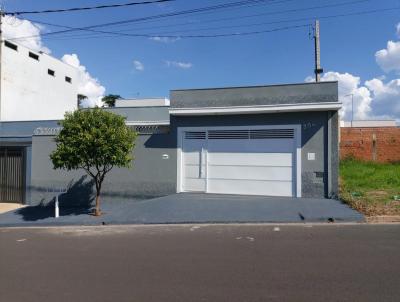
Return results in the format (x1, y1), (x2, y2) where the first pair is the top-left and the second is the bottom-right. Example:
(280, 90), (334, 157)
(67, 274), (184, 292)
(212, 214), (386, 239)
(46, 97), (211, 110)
(5, 0), (395, 42)
(4, 0), (175, 16)
(6, 0), (283, 40)
(7, 23), (312, 40)
(26, 5), (398, 42)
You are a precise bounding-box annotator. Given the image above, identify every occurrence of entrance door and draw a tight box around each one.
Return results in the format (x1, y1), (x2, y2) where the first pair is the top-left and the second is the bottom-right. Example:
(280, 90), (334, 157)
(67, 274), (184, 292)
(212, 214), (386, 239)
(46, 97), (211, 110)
(182, 131), (207, 192)
(0, 147), (25, 203)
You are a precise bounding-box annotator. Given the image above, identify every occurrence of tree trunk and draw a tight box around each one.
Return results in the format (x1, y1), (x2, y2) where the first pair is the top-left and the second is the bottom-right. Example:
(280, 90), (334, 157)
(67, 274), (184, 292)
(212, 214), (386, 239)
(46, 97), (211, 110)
(94, 192), (101, 216)
(94, 195), (101, 216)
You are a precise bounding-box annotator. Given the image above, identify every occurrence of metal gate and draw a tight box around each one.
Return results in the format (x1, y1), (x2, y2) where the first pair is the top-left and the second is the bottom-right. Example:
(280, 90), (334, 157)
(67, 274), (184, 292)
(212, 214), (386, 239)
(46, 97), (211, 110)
(0, 147), (25, 203)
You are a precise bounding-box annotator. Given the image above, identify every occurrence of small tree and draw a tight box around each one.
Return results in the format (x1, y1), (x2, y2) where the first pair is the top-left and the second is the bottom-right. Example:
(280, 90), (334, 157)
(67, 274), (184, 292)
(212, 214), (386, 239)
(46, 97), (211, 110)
(102, 94), (121, 107)
(50, 108), (137, 216)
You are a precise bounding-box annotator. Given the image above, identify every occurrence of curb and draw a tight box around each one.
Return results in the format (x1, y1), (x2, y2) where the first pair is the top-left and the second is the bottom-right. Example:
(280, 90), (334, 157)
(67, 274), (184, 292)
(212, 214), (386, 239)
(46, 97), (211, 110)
(366, 216), (400, 223)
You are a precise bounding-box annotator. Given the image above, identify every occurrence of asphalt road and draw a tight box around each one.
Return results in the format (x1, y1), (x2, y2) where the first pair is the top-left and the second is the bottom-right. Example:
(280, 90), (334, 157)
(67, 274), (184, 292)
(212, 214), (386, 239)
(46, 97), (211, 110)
(1, 224), (399, 302)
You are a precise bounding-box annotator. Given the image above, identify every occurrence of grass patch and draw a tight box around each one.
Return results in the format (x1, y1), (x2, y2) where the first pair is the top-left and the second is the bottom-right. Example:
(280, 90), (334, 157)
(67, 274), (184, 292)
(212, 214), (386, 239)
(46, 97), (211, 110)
(340, 159), (400, 216)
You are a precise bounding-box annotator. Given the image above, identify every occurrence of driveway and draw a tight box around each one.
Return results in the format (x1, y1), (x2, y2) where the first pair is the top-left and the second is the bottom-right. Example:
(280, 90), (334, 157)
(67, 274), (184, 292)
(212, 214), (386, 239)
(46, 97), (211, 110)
(0, 193), (364, 226)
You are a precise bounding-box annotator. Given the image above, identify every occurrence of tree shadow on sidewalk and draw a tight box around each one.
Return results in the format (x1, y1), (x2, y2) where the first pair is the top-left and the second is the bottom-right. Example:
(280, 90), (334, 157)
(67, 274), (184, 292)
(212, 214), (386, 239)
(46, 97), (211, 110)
(16, 176), (95, 221)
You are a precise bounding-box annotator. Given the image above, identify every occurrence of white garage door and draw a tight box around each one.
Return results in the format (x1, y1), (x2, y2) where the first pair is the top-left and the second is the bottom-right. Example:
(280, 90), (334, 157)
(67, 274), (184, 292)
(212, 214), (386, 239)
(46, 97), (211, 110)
(181, 127), (298, 197)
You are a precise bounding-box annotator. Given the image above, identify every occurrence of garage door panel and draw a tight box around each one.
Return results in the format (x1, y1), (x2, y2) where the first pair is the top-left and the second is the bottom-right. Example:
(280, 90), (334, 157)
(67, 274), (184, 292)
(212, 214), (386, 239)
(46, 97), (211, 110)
(207, 179), (293, 196)
(183, 151), (203, 165)
(181, 127), (297, 197)
(184, 164), (206, 179)
(208, 139), (293, 153)
(208, 152), (292, 167)
(208, 165), (292, 181)
(183, 178), (206, 192)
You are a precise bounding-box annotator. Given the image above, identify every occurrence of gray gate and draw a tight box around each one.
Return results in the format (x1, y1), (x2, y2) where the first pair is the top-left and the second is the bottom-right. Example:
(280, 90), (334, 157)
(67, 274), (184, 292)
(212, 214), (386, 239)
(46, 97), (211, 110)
(0, 147), (25, 203)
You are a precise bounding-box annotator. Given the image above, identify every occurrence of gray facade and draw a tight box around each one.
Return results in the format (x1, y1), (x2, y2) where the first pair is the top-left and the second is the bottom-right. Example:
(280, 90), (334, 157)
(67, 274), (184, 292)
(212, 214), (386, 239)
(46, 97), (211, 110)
(171, 81), (338, 108)
(0, 82), (340, 206)
(170, 111), (338, 198)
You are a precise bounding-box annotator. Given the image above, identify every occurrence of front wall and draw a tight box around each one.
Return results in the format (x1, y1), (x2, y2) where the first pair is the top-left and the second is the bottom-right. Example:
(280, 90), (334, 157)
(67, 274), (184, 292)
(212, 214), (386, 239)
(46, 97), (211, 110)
(27, 111), (338, 205)
(340, 126), (400, 163)
(29, 134), (176, 205)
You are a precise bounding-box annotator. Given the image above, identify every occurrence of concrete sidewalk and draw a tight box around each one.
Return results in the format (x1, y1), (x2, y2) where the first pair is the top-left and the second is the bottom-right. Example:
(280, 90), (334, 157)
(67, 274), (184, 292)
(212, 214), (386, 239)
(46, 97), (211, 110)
(0, 203), (25, 214)
(0, 193), (364, 227)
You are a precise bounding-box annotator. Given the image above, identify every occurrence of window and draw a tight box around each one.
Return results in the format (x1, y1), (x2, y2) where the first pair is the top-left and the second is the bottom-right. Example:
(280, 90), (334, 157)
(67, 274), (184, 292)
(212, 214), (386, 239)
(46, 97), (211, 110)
(48, 69), (55, 77)
(29, 52), (39, 61)
(65, 76), (72, 83)
(4, 41), (18, 51)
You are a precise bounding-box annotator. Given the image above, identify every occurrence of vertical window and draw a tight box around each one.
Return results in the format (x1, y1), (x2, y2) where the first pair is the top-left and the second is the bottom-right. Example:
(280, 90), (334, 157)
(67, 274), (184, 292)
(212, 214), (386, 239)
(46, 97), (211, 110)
(65, 76), (72, 83)
(48, 69), (55, 77)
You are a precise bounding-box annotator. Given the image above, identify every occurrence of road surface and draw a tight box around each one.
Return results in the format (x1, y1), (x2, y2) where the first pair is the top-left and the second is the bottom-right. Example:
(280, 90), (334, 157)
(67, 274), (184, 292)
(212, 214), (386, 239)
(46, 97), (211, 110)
(1, 224), (399, 302)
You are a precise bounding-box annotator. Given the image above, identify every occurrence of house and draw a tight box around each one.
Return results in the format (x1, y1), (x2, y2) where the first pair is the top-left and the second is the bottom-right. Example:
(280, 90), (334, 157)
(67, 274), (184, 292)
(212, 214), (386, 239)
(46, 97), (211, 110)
(0, 81), (341, 205)
(0, 40), (78, 121)
(340, 120), (400, 162)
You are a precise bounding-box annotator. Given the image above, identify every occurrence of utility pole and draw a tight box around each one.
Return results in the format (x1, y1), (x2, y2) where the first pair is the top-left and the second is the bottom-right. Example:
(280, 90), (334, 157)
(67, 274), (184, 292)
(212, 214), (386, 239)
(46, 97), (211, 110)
(314, 20), (323, 82)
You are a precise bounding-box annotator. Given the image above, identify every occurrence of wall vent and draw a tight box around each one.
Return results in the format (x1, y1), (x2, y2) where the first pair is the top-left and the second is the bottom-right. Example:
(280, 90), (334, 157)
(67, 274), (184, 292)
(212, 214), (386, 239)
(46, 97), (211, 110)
(250, 129), (294, 139)
(185, 131), (206, 139)
(208, 130), (249, 139)
(207, 129), (294, 139)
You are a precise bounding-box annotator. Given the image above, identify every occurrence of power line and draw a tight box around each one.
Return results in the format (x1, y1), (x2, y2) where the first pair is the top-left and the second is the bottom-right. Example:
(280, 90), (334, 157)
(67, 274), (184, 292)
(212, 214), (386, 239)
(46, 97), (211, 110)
(7, 0), (281, 40)
(8, 22), (311, 40)
(28, 5), (399, 42)
(7, 0), (370, 42)
(4, 0), (175, 16)
(5, 1), (396, 42)
(15, 3), (396, 42)
(106, 0), (372, 35)
(102, 0), (370, 31)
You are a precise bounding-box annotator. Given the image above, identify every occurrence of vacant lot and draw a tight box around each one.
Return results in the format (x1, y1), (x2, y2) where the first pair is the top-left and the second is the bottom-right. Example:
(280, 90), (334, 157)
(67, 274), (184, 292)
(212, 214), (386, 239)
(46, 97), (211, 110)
(340, 159), (400, 216)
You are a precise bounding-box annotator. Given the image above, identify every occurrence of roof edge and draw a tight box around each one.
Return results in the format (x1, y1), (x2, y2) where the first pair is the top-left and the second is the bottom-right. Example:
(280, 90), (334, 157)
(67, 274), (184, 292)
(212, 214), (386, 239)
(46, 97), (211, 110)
(170, 81), (338, 92)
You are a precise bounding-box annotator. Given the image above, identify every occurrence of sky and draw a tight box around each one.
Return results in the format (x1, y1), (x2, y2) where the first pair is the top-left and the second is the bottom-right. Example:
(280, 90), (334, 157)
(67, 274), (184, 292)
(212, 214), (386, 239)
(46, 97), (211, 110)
(1, 0), (400, 120)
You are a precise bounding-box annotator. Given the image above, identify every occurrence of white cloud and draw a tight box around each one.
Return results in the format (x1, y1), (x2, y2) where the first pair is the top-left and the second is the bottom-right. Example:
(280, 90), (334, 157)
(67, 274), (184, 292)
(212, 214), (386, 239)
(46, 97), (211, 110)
(2, 15), (50, 53)
(375, 40), (400, 73)
(165, 60), (192, 69)
(62, 54), (106, 108)
(311, 72), (372, 120)
(365, 78), (400, 118)
(149, 36), (181, 43)
(303, 21), (400, 122)
(306, 71), (400, 121)
(133, 60), (144, 71)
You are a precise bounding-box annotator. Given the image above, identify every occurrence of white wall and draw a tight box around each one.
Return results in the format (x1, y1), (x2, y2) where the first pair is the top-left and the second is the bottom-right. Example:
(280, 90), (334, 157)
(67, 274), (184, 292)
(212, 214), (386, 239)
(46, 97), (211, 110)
(115, 98), (170, 107)
(1, 41), (78, 121)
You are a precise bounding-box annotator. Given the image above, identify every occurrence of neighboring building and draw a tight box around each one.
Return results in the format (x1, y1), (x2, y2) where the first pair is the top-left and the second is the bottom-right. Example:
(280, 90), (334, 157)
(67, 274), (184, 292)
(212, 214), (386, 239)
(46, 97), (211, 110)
(0, 81), (341, 204)
(340, 120), (400, 162)
(115, 97), (170, 108)
(0, 40), (78, 121)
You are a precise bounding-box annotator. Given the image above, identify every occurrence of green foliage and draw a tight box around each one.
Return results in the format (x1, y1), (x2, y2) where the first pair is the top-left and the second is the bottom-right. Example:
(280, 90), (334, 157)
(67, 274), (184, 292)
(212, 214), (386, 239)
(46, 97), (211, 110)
(340, 159), (400, 215)
(50, 108), (137, 215)
(102, 94), (121, 107)
(340, 159), (400, 191)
